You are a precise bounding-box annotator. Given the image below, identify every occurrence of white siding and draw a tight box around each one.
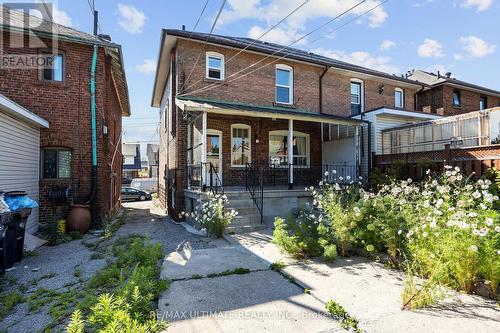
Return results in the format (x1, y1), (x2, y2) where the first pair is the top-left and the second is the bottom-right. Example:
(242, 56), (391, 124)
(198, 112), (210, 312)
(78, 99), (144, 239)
(0, 111), (40, 233)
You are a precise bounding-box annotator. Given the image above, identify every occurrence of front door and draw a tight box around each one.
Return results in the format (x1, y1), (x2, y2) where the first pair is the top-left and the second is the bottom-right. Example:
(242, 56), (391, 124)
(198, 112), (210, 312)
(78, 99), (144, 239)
(206, 131), (222, 187)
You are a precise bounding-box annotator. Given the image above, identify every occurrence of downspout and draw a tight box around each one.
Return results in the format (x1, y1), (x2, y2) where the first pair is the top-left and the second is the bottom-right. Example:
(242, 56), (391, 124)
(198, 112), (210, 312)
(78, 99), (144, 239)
(319, 66), (329, 114)
(87, 10), (99, 206)
(414, 84), (425, 111)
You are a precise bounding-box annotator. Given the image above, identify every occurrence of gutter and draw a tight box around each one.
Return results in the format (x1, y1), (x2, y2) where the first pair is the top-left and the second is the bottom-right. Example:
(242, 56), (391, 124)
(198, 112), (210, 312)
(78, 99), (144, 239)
(414, 84), (426, 111)
(319, 66), (329, 114)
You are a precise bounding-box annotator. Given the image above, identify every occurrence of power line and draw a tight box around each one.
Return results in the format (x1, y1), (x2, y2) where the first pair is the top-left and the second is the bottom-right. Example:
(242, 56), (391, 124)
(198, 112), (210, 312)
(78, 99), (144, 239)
(179, 0), (227, 93)
(183, 0), (311, 94)
(181, 0), (385, 98)
(189, 0), (211, 39)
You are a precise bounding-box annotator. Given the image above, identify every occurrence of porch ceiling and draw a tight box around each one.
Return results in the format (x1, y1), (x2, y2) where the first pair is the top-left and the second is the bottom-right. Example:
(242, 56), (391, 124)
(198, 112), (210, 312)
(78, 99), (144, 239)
(176, 96), (363, 127)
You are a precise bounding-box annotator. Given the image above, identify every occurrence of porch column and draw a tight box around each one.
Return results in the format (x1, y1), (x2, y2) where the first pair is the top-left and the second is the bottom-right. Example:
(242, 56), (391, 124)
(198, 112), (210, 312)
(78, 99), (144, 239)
(201, 112), (207, 188)
(354, 126), (360, 179)
(288, 119), (293, 189)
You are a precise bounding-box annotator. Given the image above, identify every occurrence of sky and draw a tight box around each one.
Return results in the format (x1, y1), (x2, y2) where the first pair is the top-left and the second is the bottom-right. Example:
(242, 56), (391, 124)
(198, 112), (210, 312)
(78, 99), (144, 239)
(5, 0), (500, 155)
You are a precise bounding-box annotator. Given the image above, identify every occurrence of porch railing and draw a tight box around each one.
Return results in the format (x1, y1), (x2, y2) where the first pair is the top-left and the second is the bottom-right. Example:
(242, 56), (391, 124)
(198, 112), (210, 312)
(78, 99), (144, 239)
(245, 163), (264, 224)
(187, 162), (224, 195)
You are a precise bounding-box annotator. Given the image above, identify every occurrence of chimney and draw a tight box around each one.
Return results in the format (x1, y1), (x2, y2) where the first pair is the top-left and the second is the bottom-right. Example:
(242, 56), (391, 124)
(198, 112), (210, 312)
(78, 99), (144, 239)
(437, 71), (441, 78)
(182, 24), (186, 31)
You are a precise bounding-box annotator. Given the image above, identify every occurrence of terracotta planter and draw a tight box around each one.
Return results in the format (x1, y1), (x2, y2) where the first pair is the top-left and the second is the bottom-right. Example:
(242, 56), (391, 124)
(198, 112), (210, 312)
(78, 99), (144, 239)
(67, 205), (91, 234)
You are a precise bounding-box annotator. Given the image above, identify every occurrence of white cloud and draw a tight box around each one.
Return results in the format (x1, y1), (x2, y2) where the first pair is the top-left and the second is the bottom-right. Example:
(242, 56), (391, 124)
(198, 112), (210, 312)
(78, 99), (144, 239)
(136, 59), (156, 74)
(417, 38), (444, 58)
(220, 0), (389, 44)
(460, 36), (496, 57)
(453, 53), (463, 60)
(118, 3), (146, 34)
(380, 40), (396, 51)
(461, 0), (493, 11)
(31, 1), (73, 27)
(248, 26), (303, 45)
(312, 48), (400, 74)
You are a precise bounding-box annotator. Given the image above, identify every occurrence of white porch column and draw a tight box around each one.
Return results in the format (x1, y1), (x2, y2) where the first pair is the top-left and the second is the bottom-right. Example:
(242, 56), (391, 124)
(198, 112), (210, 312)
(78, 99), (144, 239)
(201, 112), (207, 188)
(288, 119), (293, 189)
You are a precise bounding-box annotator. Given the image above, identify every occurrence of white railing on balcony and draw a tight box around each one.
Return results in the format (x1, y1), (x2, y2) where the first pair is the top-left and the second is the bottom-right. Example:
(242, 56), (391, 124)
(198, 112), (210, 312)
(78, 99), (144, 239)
(381, 108), (499, 155)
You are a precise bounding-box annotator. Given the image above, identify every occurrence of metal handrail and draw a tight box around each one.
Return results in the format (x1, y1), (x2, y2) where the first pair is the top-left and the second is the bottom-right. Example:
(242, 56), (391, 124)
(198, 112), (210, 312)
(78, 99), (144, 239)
(245, 163), (263, 224)
(208, 162), (224, 195)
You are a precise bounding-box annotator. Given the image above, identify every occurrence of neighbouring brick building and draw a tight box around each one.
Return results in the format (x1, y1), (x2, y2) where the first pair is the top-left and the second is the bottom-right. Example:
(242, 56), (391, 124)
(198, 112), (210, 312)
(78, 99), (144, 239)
(407, 70), (500, 116)
(151, 29), (434, 220)
(0, 7), (130, 230)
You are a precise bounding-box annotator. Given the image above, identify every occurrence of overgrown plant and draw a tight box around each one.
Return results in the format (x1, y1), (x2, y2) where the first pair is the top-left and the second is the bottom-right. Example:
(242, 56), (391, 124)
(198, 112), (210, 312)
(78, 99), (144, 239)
(186, 193), (237, 238)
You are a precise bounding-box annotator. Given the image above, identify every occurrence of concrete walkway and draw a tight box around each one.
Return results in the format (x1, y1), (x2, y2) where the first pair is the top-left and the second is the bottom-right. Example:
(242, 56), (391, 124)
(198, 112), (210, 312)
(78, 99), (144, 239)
(158, 240), (344, 332)
(225, 229), (500, 333)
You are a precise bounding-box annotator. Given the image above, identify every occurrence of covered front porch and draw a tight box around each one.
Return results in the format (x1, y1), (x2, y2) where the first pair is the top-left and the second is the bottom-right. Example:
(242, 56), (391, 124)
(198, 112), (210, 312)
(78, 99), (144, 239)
(177, 97), (365, 192)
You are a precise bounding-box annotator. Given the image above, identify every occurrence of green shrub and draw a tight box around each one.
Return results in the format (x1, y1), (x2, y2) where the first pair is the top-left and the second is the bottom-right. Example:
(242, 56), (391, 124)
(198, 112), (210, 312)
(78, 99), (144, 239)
(323, 244), (338, 262)
(325, 300), (361, 332)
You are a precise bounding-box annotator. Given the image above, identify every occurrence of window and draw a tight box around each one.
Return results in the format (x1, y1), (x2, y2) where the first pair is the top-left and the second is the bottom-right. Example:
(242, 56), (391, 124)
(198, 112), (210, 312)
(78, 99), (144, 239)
(206, 134), (220, 157)
(231, 124), (251, 167)
(275, 65), (293, 104)
(452, 89), (461, 107)
(479, 96), (487, 110)
(42, 148), (71, 179)
(269, 130), (310, 167)
(41, 53), (63, 82)
(350, 81), (362, 115)
(395, 88), (404, 108)
(206, 52), (224, 80)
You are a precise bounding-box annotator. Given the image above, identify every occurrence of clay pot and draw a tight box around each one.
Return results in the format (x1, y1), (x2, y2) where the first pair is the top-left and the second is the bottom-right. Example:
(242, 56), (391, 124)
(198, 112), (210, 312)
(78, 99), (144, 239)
(67, 205), (91, 234)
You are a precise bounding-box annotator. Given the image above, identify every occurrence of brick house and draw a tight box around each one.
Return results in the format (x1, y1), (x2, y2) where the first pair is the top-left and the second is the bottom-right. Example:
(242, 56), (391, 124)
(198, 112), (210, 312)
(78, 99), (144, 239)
(408, 70), (500, 116)
(151, 29), (447, 227)
(0, 7), (130, 231)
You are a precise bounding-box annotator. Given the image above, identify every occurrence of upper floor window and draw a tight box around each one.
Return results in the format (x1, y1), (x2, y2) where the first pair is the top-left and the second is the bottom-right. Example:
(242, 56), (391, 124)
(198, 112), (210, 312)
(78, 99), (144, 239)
(275, 65), (293, 104)
(395, 88), (404, 108)
(41, 53), (64, 82)
(452, 89), (461, 107)
(479, 96), (487, 110)
(350, 80), (363, 115)
(231, 124), (251, 167)
(42, 148), (71, 179)
(206, 52), (224, 80)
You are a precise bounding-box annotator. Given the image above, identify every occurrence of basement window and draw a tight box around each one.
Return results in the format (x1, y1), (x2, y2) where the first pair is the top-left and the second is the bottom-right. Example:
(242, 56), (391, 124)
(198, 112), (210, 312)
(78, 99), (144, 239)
(206, 52), (224, 80)
(42, 148), (72, 179)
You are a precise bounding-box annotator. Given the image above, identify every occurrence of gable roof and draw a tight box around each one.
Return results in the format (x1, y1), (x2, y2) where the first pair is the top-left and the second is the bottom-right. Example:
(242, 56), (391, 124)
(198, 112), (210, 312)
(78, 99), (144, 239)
(152, 29), (425, 107)
(0, 5), (131, 116)
(407, 70), (500, 97)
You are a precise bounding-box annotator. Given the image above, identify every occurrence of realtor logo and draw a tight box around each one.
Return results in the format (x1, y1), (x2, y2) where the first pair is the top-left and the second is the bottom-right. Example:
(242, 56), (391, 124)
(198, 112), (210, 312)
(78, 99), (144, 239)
(0, 2), (59, 69)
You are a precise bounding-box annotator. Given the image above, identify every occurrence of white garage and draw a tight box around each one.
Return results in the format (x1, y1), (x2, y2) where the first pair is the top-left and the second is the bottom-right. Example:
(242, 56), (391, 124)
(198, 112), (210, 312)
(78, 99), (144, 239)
(0, 94), (49, 233)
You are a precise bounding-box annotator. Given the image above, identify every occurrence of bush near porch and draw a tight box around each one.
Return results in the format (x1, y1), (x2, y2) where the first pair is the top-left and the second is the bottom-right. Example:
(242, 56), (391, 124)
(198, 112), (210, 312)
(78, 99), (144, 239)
(273, 167), (500, 306)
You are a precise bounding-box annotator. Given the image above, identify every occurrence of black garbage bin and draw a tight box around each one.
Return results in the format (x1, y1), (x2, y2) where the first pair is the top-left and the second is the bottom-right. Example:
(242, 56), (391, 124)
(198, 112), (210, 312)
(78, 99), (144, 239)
(0, 211), (12, 275)
(4, 191), (32, 267)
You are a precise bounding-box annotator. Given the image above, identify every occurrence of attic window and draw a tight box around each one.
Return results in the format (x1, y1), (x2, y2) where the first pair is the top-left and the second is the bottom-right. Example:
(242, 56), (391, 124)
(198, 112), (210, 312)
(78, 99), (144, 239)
(206, 52), (224, 80)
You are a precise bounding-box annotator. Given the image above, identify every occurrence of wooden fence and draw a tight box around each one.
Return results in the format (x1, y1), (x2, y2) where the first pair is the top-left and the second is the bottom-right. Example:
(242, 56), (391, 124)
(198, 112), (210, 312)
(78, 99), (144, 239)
(374, 144), (500, 180)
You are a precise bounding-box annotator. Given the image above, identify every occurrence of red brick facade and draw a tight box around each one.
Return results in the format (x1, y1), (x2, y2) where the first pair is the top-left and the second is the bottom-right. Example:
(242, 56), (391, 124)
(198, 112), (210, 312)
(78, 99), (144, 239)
(0, 31), (124, 224)
(417, 85), (500, 116)
(159, 39), (425, 218)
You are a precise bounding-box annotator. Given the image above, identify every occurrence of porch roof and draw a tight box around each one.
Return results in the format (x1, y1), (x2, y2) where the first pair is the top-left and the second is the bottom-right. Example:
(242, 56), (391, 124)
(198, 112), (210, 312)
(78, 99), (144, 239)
(176, 96), (363, 126)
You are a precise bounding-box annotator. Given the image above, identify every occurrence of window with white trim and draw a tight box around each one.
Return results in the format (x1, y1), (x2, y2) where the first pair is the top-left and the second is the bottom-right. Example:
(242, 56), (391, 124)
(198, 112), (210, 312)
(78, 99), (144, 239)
(350, 80), (363, 115)
(395, 88), (404, 108)
(269, 130), (310, 167)
(206, 52), (224, 80)
(231, 124), (251, 167)
(275, 65), (293, 104)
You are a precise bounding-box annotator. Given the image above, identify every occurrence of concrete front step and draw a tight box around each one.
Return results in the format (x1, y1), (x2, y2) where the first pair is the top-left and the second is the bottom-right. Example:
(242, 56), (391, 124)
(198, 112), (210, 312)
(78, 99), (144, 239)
(228, 206), (260, 216)
(226, 224), (267, 233)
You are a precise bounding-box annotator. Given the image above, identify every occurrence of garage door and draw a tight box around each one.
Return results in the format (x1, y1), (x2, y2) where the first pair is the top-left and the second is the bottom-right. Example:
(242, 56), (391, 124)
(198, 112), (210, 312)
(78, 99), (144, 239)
(0, 111), (41, 233)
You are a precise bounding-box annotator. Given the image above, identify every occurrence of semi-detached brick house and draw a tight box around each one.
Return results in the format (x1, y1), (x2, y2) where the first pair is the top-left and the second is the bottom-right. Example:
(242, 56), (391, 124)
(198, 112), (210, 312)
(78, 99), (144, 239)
(150, 29), (496, 228)
(0, 7), (130, 232)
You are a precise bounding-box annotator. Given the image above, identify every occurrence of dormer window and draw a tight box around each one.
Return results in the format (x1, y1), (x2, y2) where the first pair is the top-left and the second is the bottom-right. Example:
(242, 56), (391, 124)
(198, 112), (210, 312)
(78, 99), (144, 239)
(206, 52), (224, 80)
(275, 64), (293, 104)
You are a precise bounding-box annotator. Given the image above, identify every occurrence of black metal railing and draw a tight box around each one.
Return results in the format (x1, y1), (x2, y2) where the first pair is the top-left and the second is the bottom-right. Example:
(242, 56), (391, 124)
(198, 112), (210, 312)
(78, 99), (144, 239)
(208, 162), (224, 195)
(245, 163), (264, 224)
(187, 164), (202, 189)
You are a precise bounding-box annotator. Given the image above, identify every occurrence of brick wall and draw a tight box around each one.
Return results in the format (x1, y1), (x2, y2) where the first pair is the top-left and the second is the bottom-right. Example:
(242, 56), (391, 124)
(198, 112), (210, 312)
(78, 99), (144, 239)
(177, 40), (418, 116)
(417, 85), (500, 116)
(0, 31), (123, 224)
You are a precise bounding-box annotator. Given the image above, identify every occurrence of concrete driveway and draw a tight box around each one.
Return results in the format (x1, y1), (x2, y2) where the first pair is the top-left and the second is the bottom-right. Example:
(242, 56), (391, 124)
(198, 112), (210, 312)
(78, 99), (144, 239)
(158, 236), (344, 332)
